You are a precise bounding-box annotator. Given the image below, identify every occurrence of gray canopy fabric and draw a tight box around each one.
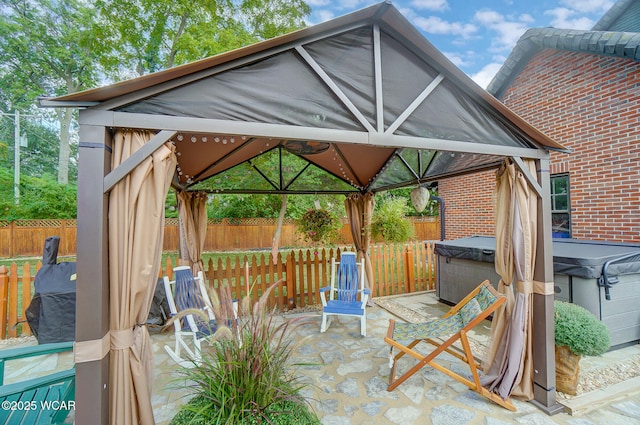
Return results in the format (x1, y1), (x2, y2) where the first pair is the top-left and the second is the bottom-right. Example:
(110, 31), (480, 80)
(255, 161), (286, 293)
(108, 130), (177, 425)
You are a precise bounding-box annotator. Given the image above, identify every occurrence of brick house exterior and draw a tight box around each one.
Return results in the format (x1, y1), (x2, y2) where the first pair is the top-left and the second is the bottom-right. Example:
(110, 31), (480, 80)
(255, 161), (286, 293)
(441, 0), (640, 243)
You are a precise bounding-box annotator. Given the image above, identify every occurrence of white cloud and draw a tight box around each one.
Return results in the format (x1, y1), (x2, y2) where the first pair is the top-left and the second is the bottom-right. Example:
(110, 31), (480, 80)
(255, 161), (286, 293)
(442, 50), (472, 68)
(560, 0), (614, 14)
(474, 9), (530, 52)
(311, 9), (336, 24)
(545, 8), (595, 30)
(412, 15), (477, 37)
(410, 0), (448, 12)
(305, 0), (332, 7)
(470, 62), (504, 89)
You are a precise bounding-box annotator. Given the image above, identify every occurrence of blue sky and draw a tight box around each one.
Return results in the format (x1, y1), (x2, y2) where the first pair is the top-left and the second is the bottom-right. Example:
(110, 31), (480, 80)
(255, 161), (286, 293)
(306, 0), (616, 88)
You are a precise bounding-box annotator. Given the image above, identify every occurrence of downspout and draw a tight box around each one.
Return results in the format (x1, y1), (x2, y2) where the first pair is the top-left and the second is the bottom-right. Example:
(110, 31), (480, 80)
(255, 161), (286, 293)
(430, 195), (445, 241)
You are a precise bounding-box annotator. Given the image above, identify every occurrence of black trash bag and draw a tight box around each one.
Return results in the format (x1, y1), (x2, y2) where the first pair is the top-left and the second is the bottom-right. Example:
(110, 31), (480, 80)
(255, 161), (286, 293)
(26, 236), (77, 344)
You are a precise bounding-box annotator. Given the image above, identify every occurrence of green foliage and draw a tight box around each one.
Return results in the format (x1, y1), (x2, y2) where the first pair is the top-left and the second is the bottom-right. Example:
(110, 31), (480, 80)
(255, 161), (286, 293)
(97, 0), (310, 75)
(0, 168), (77, 219)
(295, 208), (341, 244)
(0, 0), (102, 184)
(554, 301), (610, 356)
(371, 197), (415, 243)
(171, 282), (318, 425)
(171, 397), (319, 425)
(206, 194), (345, 220)
(0, 112), (77, 183)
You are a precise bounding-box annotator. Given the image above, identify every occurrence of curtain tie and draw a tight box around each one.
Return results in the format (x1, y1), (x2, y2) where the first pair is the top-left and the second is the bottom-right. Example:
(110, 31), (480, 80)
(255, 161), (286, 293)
(74, 332), (110, 363)
(111, 328), (135, 350)
(515, 280), (533, 294)
(533, 280), (555, 295)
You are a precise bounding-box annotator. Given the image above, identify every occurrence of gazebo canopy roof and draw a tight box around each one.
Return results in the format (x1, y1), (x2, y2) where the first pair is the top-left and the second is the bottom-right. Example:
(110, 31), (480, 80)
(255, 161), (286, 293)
(41, 1), (567, 194)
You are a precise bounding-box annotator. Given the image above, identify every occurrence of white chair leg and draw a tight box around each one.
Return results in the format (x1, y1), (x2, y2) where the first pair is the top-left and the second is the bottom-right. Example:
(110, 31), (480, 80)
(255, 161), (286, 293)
(320, 313), (330, 333)
(361, 316), (366, 336)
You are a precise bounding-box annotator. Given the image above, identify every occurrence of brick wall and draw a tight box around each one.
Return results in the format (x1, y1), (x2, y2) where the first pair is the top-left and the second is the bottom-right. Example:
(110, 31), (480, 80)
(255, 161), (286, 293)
(442, 48), (640, 243)
(439, 170), (496, 240)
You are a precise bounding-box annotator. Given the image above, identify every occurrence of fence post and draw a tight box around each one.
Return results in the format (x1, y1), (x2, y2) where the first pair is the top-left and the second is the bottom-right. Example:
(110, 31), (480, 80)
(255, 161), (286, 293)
(405, 245), (415, 293)
(9, 221), (15, 259)
(0, 266), (8, 339)
(8, 263), (18, 338)
(285, 254), (296, 310)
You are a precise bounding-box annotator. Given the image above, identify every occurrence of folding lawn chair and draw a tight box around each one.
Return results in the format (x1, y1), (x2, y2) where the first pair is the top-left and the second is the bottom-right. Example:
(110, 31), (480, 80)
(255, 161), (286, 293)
(384, 280), (515, 411)
(320, 251), (370, 336)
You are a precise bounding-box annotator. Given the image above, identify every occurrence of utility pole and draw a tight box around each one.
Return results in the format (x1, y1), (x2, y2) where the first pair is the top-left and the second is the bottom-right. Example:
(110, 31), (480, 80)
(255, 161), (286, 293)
(14, 110), (20, 205)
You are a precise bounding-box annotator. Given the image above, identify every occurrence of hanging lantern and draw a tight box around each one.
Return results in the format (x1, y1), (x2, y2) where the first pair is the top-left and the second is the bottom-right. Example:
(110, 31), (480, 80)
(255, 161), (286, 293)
(410, 186), (429, 213)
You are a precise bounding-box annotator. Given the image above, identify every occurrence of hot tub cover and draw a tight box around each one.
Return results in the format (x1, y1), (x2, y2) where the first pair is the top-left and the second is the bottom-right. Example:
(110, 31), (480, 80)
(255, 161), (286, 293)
(434, 236), (640, 279)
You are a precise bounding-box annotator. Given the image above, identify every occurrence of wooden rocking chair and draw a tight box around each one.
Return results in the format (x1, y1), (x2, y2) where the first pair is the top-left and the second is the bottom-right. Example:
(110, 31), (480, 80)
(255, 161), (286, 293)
(384, 280), (515, 411)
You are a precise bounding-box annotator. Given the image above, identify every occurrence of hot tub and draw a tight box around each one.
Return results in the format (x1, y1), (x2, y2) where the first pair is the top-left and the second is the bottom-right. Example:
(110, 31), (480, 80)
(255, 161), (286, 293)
(435, 236), (640, 348)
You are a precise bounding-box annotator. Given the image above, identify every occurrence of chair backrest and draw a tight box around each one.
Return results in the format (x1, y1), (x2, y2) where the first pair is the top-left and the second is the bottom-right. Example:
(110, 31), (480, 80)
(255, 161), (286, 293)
(334, 252), (360, 302)
(458, 283), (501, 328)
(170, 266), (214, 333)
(173, 266), (206, 312)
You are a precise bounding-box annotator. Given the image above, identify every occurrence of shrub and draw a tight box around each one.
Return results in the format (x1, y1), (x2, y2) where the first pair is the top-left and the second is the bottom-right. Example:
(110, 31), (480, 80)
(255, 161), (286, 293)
(170, 282), (319, 425)
(554, 301), (610, 356)
(371, 197), (414, 243)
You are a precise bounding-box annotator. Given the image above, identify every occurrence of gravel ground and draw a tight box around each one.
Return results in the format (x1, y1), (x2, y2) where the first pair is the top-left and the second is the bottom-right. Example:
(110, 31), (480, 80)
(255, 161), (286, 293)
(560, 352), (640, 397)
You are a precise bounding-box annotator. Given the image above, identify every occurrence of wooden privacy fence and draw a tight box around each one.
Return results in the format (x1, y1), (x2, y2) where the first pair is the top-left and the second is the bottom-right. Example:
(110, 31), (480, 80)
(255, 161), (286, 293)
(0, 241), (438, 339)
(0, 217), (440, 258)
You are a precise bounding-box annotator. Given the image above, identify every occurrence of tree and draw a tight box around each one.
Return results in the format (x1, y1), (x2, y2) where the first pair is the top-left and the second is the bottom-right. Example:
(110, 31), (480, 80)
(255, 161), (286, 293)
(0, 167), (77, 219)
(97, 0), (311, 75)
(0, 0), (107, 184)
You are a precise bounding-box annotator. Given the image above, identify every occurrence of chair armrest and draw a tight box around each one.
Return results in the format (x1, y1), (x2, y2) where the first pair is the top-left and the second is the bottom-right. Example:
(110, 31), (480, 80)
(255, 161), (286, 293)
(319, 286), (331, 306)
(0, 341), (73, 362)
(0, 367), (75, 399)
(362, 288), (371, 295)
(0, 342), (74, 385)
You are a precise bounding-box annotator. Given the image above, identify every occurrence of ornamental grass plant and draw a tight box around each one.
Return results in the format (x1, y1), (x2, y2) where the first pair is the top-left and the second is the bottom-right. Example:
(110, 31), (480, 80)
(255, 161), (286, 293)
(169, 281), (319, 425)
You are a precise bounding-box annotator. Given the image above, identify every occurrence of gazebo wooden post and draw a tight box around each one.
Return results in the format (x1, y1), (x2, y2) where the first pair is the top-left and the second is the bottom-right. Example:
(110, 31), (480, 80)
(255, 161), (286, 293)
(531, 157), (564, 414)
(75, 121), (111, 424)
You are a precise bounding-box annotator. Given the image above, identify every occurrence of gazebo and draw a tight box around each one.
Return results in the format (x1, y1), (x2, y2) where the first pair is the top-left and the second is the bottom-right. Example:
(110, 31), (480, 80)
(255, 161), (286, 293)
(40, 2), (568, 424)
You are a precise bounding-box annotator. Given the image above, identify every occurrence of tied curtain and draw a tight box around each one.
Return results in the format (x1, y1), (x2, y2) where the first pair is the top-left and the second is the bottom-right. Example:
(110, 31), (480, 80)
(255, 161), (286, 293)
(177, 191), (208, 275)
(109, 129), (177, 425)
(344, 192), (375, 304)
(482, 158), (537, 400)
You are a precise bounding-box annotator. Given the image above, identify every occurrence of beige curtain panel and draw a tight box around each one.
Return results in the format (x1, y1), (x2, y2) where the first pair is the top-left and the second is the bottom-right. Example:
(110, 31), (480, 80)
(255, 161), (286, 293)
(482, 158), (537, 401)
(345, 192), (375, 304)
(108, 129), (177, 425)
(177, 190), (208, 275)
